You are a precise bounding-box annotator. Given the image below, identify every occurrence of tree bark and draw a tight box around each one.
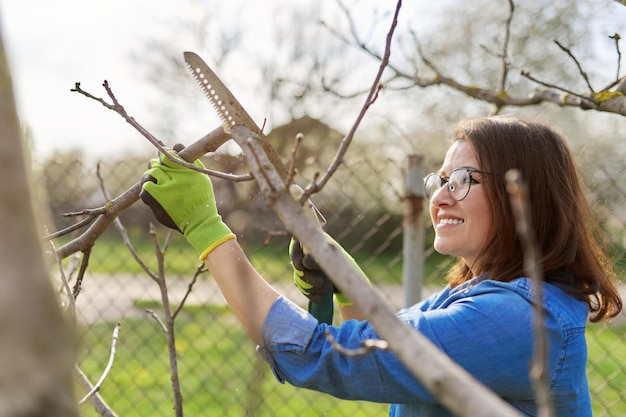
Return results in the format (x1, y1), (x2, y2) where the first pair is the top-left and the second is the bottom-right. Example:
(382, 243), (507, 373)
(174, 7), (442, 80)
(0, 32), (78, 417)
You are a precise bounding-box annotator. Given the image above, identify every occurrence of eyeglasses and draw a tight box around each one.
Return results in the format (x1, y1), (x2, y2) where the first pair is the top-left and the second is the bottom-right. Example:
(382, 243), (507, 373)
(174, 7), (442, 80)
(423, 168), (491, 201)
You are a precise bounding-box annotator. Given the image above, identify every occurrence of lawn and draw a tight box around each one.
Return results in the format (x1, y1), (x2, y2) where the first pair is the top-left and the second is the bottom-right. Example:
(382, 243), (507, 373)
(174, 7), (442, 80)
(82, 232), (450, 289)
(77, 304), (390, 416)
(586, 323), (626, 416)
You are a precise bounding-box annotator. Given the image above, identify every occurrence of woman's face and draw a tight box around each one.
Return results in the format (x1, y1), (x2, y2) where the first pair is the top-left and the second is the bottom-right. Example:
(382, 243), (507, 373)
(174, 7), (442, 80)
(429, 140), (493, 272)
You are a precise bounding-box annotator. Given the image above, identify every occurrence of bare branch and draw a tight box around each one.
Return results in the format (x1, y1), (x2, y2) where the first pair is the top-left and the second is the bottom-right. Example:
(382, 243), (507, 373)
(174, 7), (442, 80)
(336, 4), (626, 117)
(145, 224), (184, 417)
(324, 329), (389, 358)
(75, 367), (119, 417)
(47, 235), (76, 320)
(505, 170), (554, 417)
(71, 247), (91, 299)
(78, 322), (121, 405)
(609, 33), (622, 82)
(95, 165), (158, 281)
(520, 70), (591, 102)
(72, 82), (250, 180)
(55, 125), (232, 260)
(43, 216), (97, 240)
(307, 0), (402, 198)
(491, 0), (515, 115)
(553, 40), (594, 94)
(287, 133), (303, 185)
(146, 309), (169, 334)
(172, 264), (205, 319)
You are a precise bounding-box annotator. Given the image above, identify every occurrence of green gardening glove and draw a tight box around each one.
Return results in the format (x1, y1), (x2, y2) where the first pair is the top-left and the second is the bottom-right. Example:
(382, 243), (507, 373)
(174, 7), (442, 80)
(289, 235), (370, 309)
(140, 147), (235, 260)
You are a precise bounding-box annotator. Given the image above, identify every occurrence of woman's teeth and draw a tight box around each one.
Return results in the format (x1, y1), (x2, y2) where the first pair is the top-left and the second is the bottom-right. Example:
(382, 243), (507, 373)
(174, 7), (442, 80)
(439, 218), (464, 225)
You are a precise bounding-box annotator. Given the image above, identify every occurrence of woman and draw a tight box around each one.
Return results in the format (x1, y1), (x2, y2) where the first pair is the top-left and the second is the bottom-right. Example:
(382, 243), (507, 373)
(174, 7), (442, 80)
(140, 116), (622, 416)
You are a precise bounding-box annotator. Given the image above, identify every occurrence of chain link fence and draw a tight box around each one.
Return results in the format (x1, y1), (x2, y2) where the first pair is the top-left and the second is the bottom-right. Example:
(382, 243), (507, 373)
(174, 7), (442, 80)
(37, 138), (625, 416)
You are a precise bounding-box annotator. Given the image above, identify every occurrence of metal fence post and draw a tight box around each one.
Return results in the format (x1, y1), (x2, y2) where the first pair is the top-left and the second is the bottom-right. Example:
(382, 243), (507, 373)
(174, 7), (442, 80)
(403, 154), (425, 307)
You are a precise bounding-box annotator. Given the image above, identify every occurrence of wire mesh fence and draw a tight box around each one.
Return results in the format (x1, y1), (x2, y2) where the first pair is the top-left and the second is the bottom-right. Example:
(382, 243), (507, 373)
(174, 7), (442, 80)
(37, 140), (625, 416)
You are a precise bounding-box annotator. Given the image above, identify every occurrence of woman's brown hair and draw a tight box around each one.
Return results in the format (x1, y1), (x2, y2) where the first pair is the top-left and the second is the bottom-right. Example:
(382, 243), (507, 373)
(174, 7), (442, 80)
(445, 116), (622, 322)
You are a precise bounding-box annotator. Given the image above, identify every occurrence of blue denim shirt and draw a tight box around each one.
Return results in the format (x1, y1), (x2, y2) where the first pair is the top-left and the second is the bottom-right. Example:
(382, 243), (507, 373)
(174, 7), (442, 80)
(258, 277), (591, 416)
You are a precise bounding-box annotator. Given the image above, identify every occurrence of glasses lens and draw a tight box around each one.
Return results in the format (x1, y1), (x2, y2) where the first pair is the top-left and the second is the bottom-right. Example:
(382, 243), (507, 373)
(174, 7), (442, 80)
(448, 169), (471, 201)
(424, 173), (442, 199)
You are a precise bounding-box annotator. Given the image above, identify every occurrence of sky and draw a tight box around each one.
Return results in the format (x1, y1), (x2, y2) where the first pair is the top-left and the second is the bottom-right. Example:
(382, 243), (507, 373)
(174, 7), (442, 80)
(0, 1), (181, 161)
(1, 0), (425, 163)
(2, 1), (624, 163)
(0, 0), (398, 163)
(0, 0), (296, 162)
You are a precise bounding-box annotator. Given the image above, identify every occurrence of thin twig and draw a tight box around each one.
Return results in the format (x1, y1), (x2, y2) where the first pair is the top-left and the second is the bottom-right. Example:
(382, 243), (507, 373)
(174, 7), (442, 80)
(147, 224), (184, 417)
(71, 246), (91, 299)
(505, 170), (554, 417)
(520, 70), (592, 102)
(609, 33), (622, 82)
(172, 264), (205, 319)
(553, 40), (594, 94)
(64, 252), (82, 283)
(78, 322), (121, 405)
(324, 329), (389, 358)
(96, 163), (158, 281)
(63, 206), (112, 217)
(43, 216), (96, 240)
(146, 309), (168, 334)
(46, 233), (76, 319)
(287, 133), (304, 185)
(72, 81), (250, 181)
(492, 0), (515, 115)
(75, 366), (119, 417)
(306, 0), (402, 199)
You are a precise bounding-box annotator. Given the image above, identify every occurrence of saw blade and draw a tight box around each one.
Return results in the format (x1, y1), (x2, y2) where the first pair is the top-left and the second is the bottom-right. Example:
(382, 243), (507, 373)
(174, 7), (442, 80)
(184, 51), (291, 181)
(183, 51), (261, 134)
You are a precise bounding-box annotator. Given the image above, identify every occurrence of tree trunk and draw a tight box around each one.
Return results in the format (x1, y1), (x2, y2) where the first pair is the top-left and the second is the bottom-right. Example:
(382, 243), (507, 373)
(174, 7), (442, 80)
(0, 32), (78, 417)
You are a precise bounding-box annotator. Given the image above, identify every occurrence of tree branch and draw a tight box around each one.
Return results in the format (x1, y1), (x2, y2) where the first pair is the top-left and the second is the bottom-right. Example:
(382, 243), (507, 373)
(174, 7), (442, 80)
(304, 0), (402, 200)
(75, 366), (119, 417)
(54, 125), (232, 260)
(324, 329), (389, 358)
(78, 322), (121, 405)
(172, 264), (205, 320)
(553, 40), (594, 94)
(332, 2), (626, 116)
(505, 170), (554, 417)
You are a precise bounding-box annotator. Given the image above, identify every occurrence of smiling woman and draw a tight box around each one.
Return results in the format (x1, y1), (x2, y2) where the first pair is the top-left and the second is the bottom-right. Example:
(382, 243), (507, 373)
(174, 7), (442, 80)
(137, 114), (622, 416)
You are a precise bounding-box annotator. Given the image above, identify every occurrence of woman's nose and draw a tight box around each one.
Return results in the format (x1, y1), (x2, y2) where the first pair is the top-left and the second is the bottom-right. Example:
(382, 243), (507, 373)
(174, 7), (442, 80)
(430, 185), (454, 207)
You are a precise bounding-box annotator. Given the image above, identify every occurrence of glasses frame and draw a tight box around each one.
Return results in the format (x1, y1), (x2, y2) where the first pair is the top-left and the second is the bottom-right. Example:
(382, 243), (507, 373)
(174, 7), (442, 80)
(423, 168), (492, 201)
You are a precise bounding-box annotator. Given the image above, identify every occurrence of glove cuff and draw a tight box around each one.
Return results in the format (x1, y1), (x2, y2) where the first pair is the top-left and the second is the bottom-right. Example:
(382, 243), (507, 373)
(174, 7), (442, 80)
(197, 232), (236, 260)
(182, 204), (236, 259)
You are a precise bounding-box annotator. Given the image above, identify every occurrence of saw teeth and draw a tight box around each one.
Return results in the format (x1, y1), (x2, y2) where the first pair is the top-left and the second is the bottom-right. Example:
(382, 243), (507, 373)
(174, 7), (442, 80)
(186, 64), (235, 126)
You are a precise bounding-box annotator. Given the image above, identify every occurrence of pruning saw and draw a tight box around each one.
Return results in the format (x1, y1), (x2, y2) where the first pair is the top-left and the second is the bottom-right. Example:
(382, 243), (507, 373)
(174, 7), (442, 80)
(183, 51), (334, 324)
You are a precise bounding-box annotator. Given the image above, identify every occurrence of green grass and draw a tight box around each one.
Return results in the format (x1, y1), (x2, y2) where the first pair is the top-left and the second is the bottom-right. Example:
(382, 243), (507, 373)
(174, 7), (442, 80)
(79, 233), (449, 288)
(77, 305), (389, 416)
(586, 323), (626, 416)
(86, 234), (203, 275)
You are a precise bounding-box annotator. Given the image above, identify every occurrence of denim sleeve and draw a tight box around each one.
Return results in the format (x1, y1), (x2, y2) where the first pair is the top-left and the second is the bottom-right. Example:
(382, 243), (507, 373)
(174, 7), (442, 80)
(258, 287), (542, 404)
